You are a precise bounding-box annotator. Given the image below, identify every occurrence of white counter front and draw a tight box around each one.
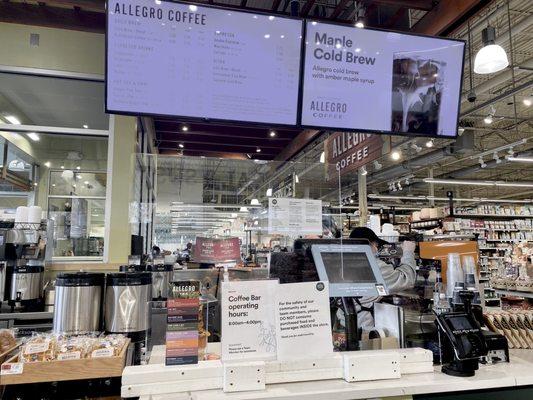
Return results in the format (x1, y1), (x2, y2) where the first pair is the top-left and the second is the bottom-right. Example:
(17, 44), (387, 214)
(132, 347), (533, 400)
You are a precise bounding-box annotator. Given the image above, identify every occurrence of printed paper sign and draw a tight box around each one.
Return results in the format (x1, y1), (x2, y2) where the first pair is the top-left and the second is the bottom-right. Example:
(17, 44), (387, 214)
(275, 281), (333, 360)
(268, 198), (322, 235)
(221, 280), (277, 361)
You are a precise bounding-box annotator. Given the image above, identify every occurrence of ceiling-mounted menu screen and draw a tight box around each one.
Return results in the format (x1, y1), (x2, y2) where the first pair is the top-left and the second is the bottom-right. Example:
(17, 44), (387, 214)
(106, 0), (302, 125)
(301, 21), (465, 137)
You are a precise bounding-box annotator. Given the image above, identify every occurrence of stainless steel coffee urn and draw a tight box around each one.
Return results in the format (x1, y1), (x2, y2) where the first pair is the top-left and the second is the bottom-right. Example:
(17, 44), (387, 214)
(9, 264), (44, 305)
(147, 263), (173, 300)
(104, 272), (151, 334)
(53, 272), (104, 334)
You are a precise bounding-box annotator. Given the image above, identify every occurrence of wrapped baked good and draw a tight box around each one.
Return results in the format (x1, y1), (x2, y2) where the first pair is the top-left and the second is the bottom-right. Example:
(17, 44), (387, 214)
(0, 329), (16, 353)
(20, 334), (57, 362)
(56, 336), (91, 360)
(89, 334), (126, 358)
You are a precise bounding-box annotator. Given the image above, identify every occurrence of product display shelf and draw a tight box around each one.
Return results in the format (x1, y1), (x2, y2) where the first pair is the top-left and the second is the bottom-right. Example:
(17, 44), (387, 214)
(0, 339), (130, 385)
(453, 214), (533, 219)
(494, 289), (533, 299)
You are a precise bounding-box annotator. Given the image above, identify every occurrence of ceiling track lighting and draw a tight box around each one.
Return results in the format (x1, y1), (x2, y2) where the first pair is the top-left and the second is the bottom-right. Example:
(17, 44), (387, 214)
(368, 194), (532, 204)
(411, 143), (422, 153)
(472, 139), (526, 163)
(424, 178), (533, 188)
(478, 156), (487, 168)
(354, 5), (365, 28)
(507, 156), (533, 163)
(425, 139), (434, 148)
(493, 152), (501, 164)
(360, 165), (368, 176)
(474, 26), (509, 74)
(373, 160), (382, 171)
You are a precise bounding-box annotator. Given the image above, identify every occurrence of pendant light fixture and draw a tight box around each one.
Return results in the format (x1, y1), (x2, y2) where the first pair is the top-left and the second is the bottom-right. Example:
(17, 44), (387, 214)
(474, 26), (509, 74)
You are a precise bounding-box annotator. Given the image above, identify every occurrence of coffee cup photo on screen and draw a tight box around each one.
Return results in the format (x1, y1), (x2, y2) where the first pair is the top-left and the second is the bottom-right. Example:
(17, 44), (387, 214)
(391, 52), (446, 136)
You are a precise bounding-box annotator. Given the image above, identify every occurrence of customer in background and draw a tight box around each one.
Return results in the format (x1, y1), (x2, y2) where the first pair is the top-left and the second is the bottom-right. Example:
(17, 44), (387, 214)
(349, 227), (417, 329)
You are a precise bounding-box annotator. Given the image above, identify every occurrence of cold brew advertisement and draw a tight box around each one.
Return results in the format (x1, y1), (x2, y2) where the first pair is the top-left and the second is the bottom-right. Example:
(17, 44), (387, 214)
(107, 0), (302, 125)
(301, 22), (465, 137)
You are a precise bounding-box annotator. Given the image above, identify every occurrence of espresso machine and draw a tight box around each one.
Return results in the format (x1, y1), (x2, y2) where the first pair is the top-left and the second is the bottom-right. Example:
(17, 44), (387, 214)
(1, 220), (53, 312)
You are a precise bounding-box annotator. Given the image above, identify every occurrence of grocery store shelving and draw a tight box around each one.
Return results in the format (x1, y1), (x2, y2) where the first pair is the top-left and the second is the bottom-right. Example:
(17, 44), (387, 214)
(453, 214), (532, 219)
(494, 289), (533, 299)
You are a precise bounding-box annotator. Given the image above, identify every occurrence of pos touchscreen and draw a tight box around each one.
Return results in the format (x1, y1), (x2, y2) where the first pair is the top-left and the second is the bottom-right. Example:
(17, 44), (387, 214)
(311, 244), (387, 297)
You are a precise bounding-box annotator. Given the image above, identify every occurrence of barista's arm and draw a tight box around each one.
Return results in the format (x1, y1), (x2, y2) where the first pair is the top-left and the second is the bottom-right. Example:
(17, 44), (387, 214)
(378, 241), (417, 293)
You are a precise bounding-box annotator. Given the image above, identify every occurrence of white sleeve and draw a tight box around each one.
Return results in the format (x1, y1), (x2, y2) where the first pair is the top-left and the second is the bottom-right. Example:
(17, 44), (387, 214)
(378, 252), (417, 294)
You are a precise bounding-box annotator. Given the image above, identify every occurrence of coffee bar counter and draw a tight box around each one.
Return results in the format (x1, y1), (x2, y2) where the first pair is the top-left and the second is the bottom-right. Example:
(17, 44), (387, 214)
(130, 347), (533, 400)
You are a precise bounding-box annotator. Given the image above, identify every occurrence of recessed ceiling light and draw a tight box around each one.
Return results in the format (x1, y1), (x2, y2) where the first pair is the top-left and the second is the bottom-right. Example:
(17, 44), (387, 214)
(269, 130), (276, 137)
(84, 181), (89, 185)
(82, 124), (89, 129)
(52, 184), (56, 187)
(181, 125), (189, 132)
(27, 132), (40, 141)
(256, 148), (261, 153)
(4, 115), (21, 125)
(179, 143), (184, 148)
(77, 175), (82, 179)
(76, 166), (81, 170)
(44, 161), (51, 168)
(425, 139), (434, 148)
(188, 4), (198, 11)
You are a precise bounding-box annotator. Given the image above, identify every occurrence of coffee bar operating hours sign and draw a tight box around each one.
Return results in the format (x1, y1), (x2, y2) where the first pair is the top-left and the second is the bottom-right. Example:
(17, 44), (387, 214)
(324, 132), (390, 179)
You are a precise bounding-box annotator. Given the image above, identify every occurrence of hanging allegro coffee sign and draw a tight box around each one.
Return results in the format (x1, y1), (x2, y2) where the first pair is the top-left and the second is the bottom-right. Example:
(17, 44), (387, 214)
(324, 132), (390, 179)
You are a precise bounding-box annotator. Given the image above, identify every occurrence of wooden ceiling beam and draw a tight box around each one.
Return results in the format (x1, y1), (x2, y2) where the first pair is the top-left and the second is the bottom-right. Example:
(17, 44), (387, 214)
(410, 0), (487, 36)
(330, 0), (351, 20)
(158, 138), (286, 150)
(0, 2), (104, 33)
(272, 0), (282, 12)
(34, 0), (105, 13)
(300, 0), (316, 17)
(159, 143), (279, 155)
(364, 0), (434, 12)
(155, 130), (295, 141)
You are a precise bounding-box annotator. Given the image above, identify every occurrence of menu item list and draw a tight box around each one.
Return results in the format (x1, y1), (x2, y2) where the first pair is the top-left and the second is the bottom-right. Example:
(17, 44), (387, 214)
(107, 0), (302, 125)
